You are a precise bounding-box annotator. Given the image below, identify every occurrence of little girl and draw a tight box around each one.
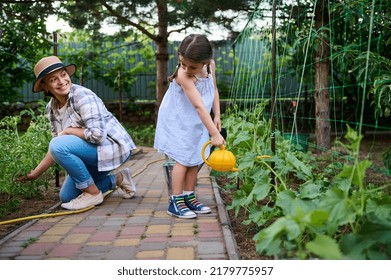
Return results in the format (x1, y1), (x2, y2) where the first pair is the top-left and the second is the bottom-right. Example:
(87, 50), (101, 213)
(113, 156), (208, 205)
(154, 34), (225, 219)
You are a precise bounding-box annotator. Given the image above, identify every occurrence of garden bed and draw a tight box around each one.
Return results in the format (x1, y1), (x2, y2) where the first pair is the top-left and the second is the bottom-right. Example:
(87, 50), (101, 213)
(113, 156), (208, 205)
(0, 180), (60, 239)
(216, 134), (391, 259)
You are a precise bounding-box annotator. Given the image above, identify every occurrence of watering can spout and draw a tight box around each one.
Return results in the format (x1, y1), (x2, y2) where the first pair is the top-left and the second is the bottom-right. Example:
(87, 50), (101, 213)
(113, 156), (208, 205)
(201, 141), (238, 172)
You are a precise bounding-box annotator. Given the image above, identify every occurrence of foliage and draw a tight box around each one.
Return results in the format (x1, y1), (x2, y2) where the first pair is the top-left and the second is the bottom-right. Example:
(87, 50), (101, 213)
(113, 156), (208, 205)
(59, 30), (156, 98)
(126, 124), (155, 147)
(221, 104), (391, 259)
(0, 101), (54, 217)
(58, 1), (254, 40)
(0, 2), (53, 102)
(371, 74), (391, 119)
(56, 0), (255, 107)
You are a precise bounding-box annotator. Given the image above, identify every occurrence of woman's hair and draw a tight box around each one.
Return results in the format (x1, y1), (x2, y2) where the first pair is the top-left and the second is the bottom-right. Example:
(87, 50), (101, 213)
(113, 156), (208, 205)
(168, 34), (213, 82)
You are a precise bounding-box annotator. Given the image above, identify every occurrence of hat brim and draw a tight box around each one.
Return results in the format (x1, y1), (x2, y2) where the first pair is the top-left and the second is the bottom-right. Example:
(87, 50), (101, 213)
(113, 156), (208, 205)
(33, 64), (76, 93)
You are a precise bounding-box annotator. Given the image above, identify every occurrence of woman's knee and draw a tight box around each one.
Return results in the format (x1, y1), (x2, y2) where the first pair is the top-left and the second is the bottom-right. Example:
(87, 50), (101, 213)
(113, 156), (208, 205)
(49, 136), (66, 156)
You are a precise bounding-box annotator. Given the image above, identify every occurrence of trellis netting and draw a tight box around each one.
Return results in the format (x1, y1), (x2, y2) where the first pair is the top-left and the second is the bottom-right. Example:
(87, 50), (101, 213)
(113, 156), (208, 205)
(228, 0), (390, 156)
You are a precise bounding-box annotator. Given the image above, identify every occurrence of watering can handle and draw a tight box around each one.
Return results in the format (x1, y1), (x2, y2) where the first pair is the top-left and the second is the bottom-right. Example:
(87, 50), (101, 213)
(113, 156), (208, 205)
(201, 141), (211, 166)
(201, 141), (225, 166)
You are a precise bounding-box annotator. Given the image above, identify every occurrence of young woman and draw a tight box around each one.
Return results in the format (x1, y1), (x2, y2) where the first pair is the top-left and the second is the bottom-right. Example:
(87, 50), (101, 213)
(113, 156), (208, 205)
(154, 34), (225, 219)
(19, 56), (137, 210)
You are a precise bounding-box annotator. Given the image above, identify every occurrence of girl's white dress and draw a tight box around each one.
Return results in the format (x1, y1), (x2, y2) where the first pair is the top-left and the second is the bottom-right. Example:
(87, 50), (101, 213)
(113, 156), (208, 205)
(154, 75), (215, 167)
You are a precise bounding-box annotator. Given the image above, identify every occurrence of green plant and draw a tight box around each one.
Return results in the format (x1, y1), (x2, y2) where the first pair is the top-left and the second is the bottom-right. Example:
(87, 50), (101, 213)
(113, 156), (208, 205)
(221, 103), (391, 259)
(0, 101), (55, 217)
(371, 74), (391, 119)
(21, 237), (38, 248)
(126, 124), (155, 147)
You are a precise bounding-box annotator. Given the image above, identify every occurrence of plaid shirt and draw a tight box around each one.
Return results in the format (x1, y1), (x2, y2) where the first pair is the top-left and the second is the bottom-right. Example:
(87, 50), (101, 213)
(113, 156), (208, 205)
(46, 84), (136, 171)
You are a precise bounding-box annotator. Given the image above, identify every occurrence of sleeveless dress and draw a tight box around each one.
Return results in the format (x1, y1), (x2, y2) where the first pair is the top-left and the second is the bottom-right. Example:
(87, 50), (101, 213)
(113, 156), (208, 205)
(154, 74), (215, 167)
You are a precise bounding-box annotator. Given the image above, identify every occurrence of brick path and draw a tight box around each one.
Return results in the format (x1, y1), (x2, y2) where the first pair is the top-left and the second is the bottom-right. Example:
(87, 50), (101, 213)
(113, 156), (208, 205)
(0, 147), (239, 260)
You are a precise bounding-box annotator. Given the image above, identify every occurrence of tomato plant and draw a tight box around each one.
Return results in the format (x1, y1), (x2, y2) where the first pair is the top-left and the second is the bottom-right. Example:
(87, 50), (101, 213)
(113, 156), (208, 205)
(221, 104), (391, 259)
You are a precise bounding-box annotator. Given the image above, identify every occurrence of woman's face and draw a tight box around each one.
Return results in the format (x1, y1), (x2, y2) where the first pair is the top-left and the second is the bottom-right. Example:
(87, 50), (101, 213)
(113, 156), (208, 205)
(179, 55), (205, 76)
(42, 68), (71, 97)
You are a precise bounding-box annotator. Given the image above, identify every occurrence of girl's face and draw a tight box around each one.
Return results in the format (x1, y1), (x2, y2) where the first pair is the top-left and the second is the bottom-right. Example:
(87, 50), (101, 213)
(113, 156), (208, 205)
(42, 68), (71, 98)
(179, 55), (205, 76)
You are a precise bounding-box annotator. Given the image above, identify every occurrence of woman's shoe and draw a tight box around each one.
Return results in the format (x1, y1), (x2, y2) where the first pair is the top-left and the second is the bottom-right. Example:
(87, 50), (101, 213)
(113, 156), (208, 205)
(118, 168), (136, 199)
(61, 191), (103, 210)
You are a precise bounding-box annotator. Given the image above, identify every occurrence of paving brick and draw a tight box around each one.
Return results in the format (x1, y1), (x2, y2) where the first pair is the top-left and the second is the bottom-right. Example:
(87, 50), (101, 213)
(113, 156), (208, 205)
(171, 229), (195, 237)
(62, 233), (91, 244)
(48, 244), (81, 258)
(133, 208), (154, 216)
(145, 224), (170, 235)
(20, 242), (56, 256)
(106, 247), (137, 259)
(89, 231), (117, 242)
(113, 238), (140, 246)
(58, 216), (85, 225)
(86, 241), (112, 246)
(38, 235), (62, 243)
(43, 226), (73, 236)
(141, 197), (160, 204)
(166, 247), (194, 260)
(120, 226), (146, 236)
(198, 231), (223, 238)
(198, 242), (226, 255)
(198, 223), (221, 231)
(143, 236), (169, 243)
(136, 250), (165, 259)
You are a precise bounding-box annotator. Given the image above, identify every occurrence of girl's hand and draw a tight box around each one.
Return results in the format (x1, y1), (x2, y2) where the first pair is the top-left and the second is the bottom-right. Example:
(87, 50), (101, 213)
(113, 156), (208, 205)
(213, 116), (222, 132)
(211, 133), (225, 148)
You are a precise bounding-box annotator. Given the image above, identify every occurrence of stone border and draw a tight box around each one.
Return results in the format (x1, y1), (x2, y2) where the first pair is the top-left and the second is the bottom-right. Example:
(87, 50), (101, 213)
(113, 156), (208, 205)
(211, 176), (241, 260)
(0, 201), (62, 247)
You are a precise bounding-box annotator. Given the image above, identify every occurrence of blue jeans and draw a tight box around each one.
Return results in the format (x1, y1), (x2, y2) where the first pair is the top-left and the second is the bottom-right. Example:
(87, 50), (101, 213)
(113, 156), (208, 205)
(49, 135), (116, 202)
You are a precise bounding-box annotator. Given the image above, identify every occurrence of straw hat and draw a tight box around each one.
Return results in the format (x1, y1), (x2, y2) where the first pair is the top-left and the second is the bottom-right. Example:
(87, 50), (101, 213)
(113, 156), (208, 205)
(33, 56), (76, 92)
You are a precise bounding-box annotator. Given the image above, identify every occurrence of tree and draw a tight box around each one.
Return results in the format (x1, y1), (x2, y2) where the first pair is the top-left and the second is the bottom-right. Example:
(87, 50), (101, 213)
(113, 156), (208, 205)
(0, 1), (54, 102)
(314, 0), (330, 150)
(56, 0), (254, 117)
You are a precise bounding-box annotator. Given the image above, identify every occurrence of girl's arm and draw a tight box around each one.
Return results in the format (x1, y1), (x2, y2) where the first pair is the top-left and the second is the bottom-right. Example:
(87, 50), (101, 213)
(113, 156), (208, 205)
(177, 67), (225, 148)
(210, 59), (222, 131)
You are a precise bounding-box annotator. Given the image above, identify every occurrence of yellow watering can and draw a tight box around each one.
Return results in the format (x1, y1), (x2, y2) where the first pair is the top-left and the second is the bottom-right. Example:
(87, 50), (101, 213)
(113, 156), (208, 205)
(201, 141), (238, 172)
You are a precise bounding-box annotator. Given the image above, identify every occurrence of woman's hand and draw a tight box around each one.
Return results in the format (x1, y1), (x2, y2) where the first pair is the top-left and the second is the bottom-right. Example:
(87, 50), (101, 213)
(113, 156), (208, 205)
(15, 170), (39, 183)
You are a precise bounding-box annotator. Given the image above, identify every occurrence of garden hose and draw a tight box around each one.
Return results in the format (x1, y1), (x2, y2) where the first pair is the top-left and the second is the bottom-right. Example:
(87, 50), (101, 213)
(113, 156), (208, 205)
(0, 157), (165, 226)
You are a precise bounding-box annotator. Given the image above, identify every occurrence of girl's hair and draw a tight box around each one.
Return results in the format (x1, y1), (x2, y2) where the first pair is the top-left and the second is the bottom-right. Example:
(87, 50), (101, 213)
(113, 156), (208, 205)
(168, 34), (213, 82)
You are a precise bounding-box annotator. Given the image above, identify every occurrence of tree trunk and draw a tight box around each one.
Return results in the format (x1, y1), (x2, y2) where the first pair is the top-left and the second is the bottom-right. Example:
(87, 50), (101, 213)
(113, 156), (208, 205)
(314, 0), (331, 151)
(155, 0), (169, 122)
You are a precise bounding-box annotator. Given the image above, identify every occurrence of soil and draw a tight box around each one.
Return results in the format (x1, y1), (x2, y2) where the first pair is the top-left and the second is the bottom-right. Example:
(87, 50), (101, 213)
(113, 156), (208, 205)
(0, 178), (61, 240)
(1, 136), (390, 259)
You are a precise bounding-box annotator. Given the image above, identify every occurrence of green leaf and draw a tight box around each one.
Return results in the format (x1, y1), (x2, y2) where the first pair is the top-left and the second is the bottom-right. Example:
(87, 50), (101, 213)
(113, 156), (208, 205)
(286, 154), (313, 179)
(366, 197), (391, 219)
(319, 187), (356, 230)
(232, 132), (251, 147)
(306, 234), (342, 259)
(253, 217), (301, 256)
(338, 159), (371, 187)
(308, 210), (329, 227)
(340, 214), (391, 259)
(276, 190), (318, 217)
(299, 181), (323, 199)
